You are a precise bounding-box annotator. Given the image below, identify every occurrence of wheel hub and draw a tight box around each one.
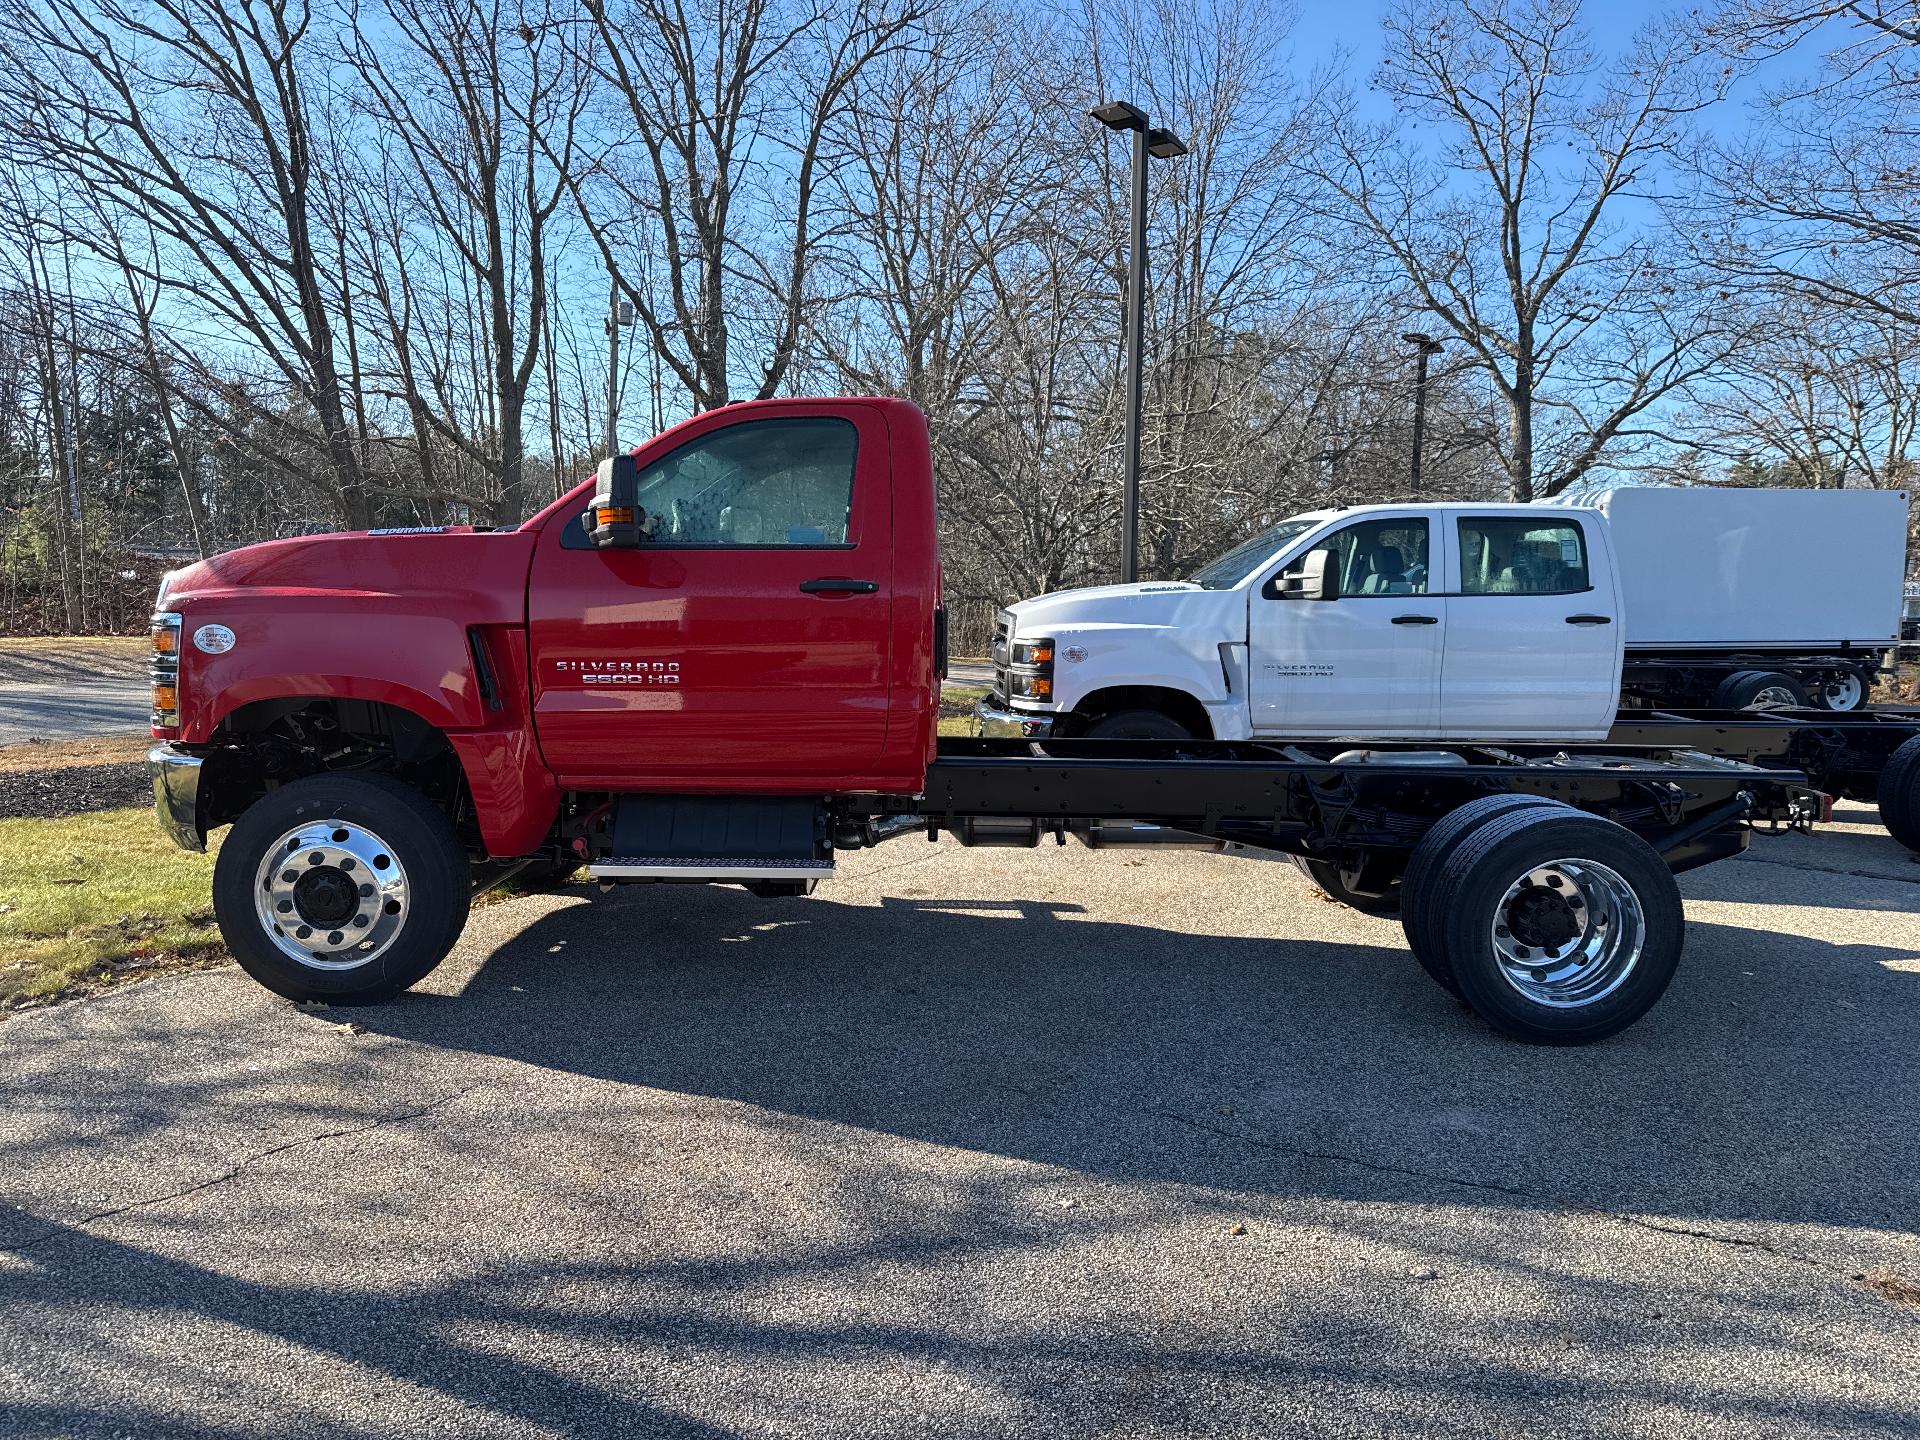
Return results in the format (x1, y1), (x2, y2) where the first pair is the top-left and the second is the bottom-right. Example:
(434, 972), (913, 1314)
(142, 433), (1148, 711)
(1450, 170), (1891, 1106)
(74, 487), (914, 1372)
(292, 867), (358, 926)
(1506, 884), (1580, 950)
(254, 819), (410, 971)
(1489, 859), (1646, 1009)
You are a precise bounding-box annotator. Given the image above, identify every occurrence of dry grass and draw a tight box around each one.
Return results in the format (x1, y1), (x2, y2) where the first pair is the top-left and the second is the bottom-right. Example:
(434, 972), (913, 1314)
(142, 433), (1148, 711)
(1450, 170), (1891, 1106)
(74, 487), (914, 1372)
(1862, 1267), (1920, 1308)
(0, 634), (147, 659)
(0, 805), (225, 1013)
(0, 735), (152, 775)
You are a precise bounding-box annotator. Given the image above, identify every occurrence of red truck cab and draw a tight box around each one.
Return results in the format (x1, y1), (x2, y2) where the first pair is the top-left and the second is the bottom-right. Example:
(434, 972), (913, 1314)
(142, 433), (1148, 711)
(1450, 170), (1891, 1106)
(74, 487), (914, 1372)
(150, 397), (943, 864)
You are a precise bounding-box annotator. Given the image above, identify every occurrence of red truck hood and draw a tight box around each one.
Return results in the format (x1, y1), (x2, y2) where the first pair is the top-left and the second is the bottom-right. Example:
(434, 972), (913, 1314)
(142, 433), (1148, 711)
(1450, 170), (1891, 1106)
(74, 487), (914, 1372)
(161, 526), (538, 625)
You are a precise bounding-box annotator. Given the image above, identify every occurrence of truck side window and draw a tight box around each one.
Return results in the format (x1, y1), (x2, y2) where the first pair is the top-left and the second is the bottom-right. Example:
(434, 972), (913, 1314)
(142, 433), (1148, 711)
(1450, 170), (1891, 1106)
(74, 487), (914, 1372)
(566, 417), (858, 549)
(1318, 517), (1430, 596)
(1458, 518), (1589, 596)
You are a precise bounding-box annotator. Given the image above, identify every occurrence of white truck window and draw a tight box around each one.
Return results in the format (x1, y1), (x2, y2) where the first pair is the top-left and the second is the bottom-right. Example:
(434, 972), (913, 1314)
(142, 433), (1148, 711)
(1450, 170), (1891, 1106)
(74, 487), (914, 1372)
(1459, 518), (1589, 596)
(1320, 517), (1430, 597)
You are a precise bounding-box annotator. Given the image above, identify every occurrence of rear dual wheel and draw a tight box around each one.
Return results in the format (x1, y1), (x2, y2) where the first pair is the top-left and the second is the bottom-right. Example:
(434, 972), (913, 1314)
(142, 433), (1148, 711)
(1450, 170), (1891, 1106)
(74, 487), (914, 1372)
(213, 773), (471, 1005)
(1400, 799), (1683, 1044)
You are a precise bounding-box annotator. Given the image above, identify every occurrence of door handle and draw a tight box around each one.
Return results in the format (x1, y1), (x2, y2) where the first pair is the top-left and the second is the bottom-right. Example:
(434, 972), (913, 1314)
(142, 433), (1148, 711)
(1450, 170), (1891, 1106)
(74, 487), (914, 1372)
(799, 577), (878, 595)
(1391, 614), (1439, 625)
(1565, 614), (1612, 625)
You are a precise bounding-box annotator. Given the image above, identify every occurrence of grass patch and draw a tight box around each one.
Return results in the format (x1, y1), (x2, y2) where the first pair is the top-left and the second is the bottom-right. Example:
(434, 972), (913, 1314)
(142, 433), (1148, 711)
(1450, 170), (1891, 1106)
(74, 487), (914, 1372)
(0, 806), (225, 1013)
(939, 683), (988, 736)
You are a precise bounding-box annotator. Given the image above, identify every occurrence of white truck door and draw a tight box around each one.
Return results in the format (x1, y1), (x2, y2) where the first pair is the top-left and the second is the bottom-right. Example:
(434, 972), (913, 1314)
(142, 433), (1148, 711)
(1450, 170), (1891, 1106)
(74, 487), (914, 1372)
(1248, 514), (1443, 735)
(1438, 512), (1621, 739)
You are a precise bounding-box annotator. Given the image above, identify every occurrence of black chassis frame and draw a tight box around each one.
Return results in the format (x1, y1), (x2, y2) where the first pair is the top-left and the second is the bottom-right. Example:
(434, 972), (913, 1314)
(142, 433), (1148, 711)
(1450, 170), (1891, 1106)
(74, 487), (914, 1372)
(1609, 707), (1920, 801)
(892, 736), (1817, 882)
(1620, 648), (1885, 705)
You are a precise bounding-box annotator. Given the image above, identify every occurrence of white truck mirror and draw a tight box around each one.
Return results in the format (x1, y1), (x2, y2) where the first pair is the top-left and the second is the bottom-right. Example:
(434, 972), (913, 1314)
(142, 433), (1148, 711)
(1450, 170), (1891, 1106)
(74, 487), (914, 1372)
(1278, 548), (1337, 601)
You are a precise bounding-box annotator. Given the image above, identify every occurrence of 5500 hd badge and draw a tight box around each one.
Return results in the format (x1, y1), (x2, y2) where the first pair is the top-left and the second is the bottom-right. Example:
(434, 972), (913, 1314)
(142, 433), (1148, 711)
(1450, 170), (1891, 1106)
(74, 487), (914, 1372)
(553, 660), (682, 686)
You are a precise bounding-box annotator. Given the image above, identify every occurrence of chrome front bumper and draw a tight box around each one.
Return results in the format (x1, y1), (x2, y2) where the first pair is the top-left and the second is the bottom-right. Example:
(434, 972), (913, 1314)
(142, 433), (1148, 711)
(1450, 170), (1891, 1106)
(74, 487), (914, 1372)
(975, 699), (1056, 739)
(149, 744), (206, 853)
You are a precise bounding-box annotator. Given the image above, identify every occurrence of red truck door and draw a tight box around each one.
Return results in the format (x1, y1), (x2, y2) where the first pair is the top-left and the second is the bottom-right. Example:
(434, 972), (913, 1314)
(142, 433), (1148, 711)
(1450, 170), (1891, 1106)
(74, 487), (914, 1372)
(526, 404), (893, 786)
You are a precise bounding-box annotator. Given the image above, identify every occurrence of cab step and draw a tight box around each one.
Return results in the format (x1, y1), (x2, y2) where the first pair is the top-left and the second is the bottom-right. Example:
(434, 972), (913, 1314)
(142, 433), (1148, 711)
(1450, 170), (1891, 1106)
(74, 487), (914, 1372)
(593, 794), (830, 884)
(588, 855), (834, 881)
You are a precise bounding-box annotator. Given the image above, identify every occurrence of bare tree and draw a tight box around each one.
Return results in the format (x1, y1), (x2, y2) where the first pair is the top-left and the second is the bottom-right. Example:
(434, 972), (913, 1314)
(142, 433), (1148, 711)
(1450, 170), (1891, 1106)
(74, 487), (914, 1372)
(344, 0), (588, 522)
(0, 0), (383, 525)
(569, 0), (926, 414)
(1305, 0), (1739, 499)
(1698, 2), (1920, 328)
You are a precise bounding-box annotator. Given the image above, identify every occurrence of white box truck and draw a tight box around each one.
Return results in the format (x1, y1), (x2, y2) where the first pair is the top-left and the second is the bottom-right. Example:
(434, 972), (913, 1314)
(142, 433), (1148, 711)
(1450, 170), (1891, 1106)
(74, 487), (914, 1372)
(1579, 486), (1906, 711)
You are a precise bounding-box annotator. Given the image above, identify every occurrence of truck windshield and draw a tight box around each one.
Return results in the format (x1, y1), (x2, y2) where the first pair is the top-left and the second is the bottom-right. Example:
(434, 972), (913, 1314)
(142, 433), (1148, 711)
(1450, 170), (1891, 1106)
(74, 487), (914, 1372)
(1187, 519), (1318, 589)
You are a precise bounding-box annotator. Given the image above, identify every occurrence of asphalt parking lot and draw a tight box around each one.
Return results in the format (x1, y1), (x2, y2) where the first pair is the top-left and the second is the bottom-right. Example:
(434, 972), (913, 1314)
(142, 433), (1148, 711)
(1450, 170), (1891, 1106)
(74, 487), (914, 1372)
(3, 801), (1917, 1438)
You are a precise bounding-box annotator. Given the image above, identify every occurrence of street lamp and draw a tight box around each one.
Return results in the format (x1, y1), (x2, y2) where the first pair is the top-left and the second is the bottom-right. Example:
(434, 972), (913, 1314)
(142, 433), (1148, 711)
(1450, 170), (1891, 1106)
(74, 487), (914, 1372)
(1401, 331), (1444, 495)
(1092, 98), (1188, 583)
(605, 283), (637, 459)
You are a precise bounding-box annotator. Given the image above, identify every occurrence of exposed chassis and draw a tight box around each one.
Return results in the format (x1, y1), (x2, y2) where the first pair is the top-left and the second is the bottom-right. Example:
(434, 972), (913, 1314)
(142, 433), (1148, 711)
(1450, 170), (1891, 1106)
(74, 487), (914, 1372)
(910, 737), (1817, 876)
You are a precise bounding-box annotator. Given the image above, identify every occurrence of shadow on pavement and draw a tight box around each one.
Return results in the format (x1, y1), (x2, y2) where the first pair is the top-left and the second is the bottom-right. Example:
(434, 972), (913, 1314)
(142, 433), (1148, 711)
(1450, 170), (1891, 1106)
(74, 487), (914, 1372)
(361, 883), (1920, 1238)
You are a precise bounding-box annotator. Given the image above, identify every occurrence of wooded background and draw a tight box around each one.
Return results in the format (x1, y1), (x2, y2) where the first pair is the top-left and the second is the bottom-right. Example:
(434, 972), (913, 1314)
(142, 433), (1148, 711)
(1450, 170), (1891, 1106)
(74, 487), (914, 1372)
(0, 0), (1914, 645)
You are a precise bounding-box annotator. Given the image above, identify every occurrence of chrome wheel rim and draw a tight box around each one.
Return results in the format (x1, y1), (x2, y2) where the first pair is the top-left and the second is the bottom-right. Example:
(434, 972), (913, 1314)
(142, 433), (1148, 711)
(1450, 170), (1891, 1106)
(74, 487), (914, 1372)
(1750, 683), (1800, 709)
(253, 818), (409, 971)
(1490, 858), (1644, 1008)
(1819, 673), (1863, 710)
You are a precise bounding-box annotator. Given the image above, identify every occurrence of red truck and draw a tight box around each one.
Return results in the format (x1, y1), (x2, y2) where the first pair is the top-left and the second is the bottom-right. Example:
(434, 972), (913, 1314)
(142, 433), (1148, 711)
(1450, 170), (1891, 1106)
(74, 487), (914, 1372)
(148, 397), (1818, 1045)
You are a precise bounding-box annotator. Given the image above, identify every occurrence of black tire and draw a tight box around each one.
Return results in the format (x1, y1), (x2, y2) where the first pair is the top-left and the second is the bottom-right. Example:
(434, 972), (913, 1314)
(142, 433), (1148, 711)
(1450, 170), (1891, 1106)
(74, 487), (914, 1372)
(1876, 734), (1920, 853)
(1291, 854), (1401, 917)
(1810, 666), (1870, 713)
(1713, 669), (1810, 710)
(1401, 794), (1568, 998)
(1081, 709), (1195, 740)
(1429, 807), (1684, 1045)
(213, 772), (471, 1005)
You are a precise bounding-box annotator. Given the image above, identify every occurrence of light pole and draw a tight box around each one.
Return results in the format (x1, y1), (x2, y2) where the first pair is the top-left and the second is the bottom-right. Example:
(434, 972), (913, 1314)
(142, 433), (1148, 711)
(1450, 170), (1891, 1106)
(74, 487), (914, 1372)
(1401, 331), (1444, 495)
(1091, 99), (1187, 583)
(605, 282), (636, 459)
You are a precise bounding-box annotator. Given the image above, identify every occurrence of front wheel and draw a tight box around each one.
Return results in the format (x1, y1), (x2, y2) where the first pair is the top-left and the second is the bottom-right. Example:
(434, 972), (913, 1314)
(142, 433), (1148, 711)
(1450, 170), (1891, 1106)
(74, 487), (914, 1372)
(212, 772), (471, 1005)
(1080, 709), (1195, 740)
(1425, 806), (1684, 1045)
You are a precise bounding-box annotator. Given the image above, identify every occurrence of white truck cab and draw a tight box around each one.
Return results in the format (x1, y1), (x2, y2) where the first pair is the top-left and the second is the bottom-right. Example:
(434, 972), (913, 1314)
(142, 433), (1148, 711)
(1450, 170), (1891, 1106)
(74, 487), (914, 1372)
(980, 503), (1626, 742)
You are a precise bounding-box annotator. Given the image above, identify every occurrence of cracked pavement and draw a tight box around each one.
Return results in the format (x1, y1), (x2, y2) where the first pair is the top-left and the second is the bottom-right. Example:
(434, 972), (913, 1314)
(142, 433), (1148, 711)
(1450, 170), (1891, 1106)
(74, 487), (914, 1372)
(2, 801), (1917, 1437)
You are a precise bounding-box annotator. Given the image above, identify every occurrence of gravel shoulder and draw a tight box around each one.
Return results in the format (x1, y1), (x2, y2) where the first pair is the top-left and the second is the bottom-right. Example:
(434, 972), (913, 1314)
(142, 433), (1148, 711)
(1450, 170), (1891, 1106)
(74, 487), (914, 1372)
(1, 802), (1916, 1438)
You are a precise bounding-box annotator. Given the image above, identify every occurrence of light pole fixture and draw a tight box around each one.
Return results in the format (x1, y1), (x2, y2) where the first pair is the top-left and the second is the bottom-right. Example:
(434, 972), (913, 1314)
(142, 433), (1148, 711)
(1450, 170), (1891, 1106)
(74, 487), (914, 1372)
(605, 284), (637, 460)
(1401, 331), (1444, 495)
(1092, 98), (1187, 583)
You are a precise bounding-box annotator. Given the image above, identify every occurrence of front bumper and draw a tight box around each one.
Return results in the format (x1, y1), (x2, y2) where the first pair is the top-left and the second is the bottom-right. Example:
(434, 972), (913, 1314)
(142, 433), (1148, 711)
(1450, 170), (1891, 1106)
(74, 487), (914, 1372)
(975, 699), (1056, 739)
(149, 744), (206, 853)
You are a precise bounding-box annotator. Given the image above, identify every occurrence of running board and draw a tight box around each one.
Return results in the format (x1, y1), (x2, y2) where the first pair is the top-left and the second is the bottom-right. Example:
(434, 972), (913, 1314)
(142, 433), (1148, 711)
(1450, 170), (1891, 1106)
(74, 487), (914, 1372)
(588, 856), (835, 881)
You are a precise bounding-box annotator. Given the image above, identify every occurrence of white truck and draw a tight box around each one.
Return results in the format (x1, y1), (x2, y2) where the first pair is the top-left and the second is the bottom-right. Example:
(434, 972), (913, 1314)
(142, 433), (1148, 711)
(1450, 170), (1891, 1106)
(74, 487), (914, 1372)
(977, 489), (1908, 745)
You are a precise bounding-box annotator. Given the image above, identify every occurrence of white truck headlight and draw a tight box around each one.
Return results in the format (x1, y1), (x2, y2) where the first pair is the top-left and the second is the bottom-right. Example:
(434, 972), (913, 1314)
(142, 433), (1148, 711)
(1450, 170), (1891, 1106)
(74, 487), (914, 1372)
(1008, 637), (1056, 700)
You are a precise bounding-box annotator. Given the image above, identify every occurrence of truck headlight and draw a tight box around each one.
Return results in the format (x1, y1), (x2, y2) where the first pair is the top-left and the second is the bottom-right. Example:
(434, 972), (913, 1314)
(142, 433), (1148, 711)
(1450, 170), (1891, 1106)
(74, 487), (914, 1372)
(1007, 636), (1055, 701)
(150, 612), (182, 728)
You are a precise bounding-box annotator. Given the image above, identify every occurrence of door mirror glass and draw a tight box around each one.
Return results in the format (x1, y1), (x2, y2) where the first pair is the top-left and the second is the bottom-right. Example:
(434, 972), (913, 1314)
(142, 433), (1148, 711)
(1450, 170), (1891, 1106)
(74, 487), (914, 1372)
(585, 453), (651, 548)
(1278, 547), (1337, 600)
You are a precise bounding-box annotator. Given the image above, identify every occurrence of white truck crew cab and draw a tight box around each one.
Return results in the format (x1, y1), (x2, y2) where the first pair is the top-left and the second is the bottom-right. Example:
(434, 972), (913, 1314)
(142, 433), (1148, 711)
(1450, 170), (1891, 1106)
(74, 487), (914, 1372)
(981, 504), (1627, 742)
